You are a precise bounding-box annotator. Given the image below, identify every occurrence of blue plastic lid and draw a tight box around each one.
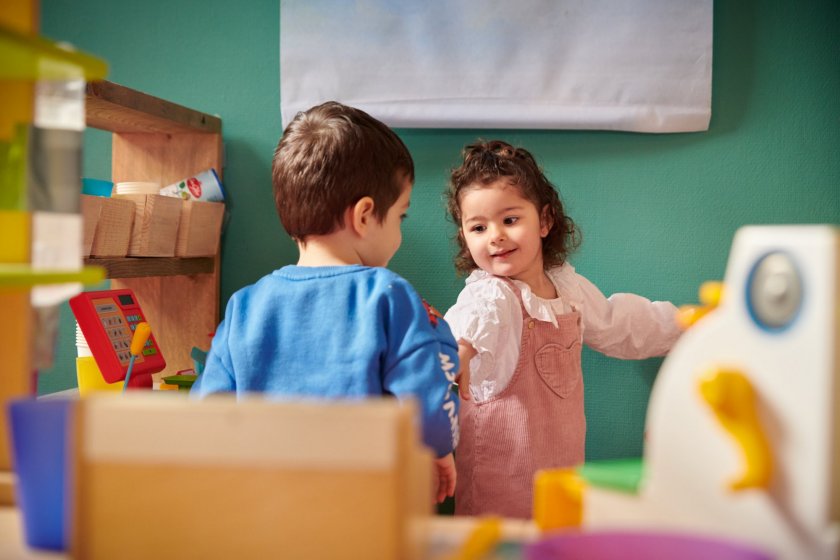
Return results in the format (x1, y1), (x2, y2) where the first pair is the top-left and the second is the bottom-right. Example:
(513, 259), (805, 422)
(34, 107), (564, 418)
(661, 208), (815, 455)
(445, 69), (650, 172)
(81, 178), (113, 197)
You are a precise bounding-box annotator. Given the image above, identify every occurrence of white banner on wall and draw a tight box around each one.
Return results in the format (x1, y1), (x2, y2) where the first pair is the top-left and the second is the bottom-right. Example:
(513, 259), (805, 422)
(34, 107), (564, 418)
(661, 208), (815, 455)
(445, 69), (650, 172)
(280, 0), (713, 132)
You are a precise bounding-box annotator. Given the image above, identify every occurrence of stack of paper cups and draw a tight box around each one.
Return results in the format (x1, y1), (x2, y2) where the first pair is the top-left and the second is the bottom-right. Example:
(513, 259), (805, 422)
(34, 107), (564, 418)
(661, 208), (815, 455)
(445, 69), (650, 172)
(113, 182), (160, 196)
(75, 322), (92, 357)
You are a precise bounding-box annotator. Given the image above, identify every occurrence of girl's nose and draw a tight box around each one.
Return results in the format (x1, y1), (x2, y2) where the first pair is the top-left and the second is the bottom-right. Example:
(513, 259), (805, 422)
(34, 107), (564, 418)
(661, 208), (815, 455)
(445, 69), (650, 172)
(489, 225), (505, 243)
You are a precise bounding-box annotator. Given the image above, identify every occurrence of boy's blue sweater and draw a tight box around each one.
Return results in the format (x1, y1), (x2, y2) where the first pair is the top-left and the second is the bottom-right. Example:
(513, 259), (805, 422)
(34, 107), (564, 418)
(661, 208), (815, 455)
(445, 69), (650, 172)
(191, 265), (459, 457)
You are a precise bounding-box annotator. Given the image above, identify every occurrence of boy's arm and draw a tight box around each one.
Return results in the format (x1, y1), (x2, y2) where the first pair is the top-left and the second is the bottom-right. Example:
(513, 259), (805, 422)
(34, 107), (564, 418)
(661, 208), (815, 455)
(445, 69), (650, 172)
(190, 313), (236, 396)
(383, 335), (459, 457)
(380, 284), (460, 459)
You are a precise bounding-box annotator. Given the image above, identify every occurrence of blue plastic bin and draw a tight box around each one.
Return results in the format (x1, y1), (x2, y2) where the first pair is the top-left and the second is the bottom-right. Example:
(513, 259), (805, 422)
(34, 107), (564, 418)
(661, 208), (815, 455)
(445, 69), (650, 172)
(7, 398), (72, 551)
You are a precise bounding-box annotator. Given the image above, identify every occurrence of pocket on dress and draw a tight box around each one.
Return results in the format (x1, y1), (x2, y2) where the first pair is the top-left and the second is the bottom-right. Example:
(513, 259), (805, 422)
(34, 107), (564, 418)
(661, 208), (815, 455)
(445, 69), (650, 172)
(534, 339), (582, 398)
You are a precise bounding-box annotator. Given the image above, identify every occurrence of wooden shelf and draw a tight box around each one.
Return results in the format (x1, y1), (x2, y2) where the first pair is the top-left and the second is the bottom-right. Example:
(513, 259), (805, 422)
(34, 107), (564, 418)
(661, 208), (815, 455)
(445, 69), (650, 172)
(85, 80), (221, 134)
(81, 80), (223, 378)
(84, 257), (215, 279)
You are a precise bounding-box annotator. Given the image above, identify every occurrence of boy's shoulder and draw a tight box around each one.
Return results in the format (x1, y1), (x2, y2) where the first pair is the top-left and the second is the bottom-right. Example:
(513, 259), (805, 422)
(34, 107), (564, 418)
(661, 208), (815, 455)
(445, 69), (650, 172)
(363, 269), (449, 332)
(264, 264), (421, 302)
(230, 264), (428, 306)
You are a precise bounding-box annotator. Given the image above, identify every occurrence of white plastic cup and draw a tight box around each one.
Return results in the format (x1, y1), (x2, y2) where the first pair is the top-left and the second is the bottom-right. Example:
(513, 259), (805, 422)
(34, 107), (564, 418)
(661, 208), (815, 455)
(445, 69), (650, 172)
(75, 322), (92, 358)
(114, 181), (161, 196)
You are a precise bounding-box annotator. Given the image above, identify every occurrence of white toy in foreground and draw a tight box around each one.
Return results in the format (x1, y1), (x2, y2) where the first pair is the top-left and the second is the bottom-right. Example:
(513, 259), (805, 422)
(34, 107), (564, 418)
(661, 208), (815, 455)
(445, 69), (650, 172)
(583, 225), (840, 560)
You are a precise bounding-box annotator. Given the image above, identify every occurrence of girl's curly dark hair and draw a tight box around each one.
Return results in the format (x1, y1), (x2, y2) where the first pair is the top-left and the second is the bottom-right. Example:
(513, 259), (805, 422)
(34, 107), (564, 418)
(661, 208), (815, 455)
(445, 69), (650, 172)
(446, 140), (580, 275)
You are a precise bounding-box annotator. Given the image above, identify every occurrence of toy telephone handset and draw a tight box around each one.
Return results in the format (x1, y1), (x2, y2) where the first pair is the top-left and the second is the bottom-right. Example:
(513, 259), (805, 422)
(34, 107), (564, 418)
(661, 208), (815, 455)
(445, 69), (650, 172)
(69, 288), (165, 387)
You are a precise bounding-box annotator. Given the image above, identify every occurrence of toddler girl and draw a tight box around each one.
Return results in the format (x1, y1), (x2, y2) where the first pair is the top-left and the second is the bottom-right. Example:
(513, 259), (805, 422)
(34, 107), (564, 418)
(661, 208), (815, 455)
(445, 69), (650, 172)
(444, 140), (682, 519)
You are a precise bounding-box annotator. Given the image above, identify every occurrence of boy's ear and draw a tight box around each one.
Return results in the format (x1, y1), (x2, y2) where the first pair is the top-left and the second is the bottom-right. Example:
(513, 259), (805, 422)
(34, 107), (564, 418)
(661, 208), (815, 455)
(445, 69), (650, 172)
(350, 196), (376, 236)
(540, 205), (553, 238)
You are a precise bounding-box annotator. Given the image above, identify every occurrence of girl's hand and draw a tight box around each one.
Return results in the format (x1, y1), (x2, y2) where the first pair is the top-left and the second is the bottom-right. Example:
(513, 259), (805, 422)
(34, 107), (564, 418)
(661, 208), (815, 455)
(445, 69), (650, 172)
(456, 340), (478, 401)
(456, 365), (471, 400)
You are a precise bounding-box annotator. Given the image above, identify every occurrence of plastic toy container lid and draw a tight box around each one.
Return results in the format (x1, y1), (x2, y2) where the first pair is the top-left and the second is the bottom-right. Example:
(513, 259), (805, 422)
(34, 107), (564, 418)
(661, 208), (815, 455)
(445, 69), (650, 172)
(162, 374), (197, 391)
(526, 531), (772, 560)
(82, 178), (113, 197)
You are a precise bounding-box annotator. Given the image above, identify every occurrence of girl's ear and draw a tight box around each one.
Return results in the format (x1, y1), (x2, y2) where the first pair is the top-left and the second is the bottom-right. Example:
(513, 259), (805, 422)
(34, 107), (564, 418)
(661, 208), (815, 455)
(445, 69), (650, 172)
(350, 196), (376, 236)
(540, 205), (554, 238)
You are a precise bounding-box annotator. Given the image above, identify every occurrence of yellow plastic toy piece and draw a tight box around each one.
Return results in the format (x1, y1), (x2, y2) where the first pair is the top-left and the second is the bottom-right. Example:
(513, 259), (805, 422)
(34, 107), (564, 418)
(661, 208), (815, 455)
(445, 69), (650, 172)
(532, 468), (585, 531)
(0, 210), (29, 262)
(677, 281), (725, 329)
(76, 356), (124, 395)
(0, 263), (105, 291)
(676, 305), (712, 329)
(0, 24), (108, 81)
(130, 322), (151, 356)
(449, 516), (501, 560)
(123, 322), (152, 392)
(699, 281), (724, 307)
(699, 368), (773, 491)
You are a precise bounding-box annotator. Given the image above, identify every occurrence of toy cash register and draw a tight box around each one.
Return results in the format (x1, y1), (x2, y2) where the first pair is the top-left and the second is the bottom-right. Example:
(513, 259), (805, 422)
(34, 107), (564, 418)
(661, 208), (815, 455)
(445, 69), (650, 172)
(69, 288), (165, 388)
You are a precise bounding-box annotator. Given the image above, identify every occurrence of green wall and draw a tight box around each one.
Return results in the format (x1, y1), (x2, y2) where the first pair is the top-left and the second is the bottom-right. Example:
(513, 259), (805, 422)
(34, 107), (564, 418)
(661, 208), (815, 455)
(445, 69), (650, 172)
(39, 0), (839, 462)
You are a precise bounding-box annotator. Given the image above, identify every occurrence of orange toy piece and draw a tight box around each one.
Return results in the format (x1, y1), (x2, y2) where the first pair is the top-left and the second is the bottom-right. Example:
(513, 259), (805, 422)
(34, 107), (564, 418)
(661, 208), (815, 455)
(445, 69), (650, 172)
(677, 281), (724, 329)
(533, 468), (585, 531)
(699, 368), (773, 491)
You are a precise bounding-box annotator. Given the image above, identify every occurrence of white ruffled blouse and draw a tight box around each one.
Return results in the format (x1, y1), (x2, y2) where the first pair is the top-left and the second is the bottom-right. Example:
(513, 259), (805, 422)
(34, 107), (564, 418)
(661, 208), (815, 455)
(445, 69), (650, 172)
(444, 264), (682, 402)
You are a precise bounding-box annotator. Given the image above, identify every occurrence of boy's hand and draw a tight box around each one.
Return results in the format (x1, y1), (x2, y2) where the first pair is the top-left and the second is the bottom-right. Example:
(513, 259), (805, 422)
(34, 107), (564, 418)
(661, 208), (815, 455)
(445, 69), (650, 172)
(456, 340), (478, 401)
(433, 453), (456, 504)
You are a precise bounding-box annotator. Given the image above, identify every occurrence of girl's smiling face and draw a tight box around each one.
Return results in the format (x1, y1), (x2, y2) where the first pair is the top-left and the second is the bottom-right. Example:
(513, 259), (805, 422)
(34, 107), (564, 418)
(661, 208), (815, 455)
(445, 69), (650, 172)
(459, 179), (551, 285)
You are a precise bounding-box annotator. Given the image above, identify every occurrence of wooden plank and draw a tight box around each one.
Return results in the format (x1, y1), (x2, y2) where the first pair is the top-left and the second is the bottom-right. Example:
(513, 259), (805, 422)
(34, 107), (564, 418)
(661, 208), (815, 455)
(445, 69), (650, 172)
(112, 273), (217, 377)
(0, 0), (38, 32)
(86, 80), (221, 134)
(0, 473), (16, 507)
(83, 257), (215, 278)
(72, 397), (428, 559)
(0, 292), (32, 499)
(112, 132), (221, 186)
(1, 0), (40, 507)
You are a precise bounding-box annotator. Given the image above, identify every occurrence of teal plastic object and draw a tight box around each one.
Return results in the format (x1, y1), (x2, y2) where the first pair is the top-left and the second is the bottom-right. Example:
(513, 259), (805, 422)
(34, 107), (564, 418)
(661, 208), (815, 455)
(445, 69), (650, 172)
(577, 457), (645, 494)
(81, 178), (113, 197)
(190, 346), (208, 375)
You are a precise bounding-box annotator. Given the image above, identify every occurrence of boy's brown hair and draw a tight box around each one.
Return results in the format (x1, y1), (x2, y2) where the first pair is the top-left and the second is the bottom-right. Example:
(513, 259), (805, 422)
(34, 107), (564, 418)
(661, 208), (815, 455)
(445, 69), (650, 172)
(446, 139), (580, 275)
(273, 101), (415, 241)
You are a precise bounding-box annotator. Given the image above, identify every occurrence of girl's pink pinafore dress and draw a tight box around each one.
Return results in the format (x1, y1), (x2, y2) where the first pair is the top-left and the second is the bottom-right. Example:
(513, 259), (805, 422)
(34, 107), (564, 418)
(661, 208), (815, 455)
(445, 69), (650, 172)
(455, 279), (585, 519)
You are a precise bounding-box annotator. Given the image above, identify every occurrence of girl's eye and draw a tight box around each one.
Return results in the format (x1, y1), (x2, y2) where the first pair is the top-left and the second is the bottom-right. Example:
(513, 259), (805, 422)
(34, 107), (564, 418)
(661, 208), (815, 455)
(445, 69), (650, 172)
(503, 216), (519, 225)
(470, 224), (486, 233)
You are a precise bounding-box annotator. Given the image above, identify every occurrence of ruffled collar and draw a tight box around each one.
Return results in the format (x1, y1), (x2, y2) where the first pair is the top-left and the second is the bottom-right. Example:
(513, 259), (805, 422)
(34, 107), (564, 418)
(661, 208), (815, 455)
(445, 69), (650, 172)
(465, 266), (576, 326)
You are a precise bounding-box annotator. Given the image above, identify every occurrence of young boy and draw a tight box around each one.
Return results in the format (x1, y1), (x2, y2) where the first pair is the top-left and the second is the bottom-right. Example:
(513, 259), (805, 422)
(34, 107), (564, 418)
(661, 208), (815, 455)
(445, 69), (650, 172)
(191, 101), (459, 502)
